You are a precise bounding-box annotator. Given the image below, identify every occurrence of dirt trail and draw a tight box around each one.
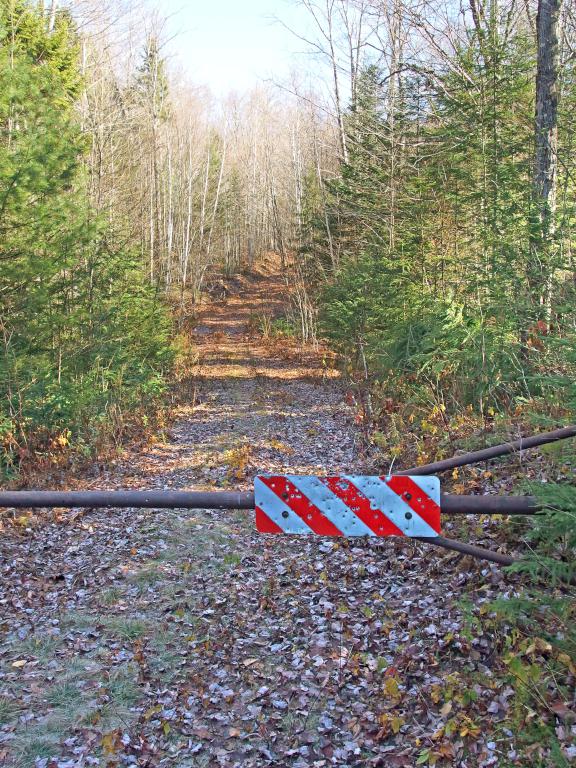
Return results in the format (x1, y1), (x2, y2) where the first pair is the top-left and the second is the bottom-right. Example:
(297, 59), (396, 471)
(1, 260), (501, 767)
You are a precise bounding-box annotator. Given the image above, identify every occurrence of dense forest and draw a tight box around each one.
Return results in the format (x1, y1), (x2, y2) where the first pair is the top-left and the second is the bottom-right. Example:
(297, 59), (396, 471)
(2, 0), (576, 473)
(0, 0), (338, 475)
(1, 1), (576, 766)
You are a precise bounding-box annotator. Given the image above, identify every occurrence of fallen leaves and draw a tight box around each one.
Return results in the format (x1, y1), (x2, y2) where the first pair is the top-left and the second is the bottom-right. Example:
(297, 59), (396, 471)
(0, 266), (561, 768)
(440, 701), (452, 717)
(383, 676), (402, 702)
(101, 728), (124, 756)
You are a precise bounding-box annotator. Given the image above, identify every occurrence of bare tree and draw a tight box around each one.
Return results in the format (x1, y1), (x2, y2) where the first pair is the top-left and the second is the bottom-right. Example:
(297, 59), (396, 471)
(280, 1), (374, 161)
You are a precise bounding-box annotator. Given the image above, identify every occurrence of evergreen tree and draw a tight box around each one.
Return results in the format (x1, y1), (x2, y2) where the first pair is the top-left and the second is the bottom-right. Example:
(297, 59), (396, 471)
(314, 14), (545, 411)
(0, 1), (172, 474)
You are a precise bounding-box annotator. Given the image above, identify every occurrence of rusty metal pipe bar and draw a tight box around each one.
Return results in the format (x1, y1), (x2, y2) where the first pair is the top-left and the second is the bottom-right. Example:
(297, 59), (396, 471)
(0, 489), (539, 514)
(0, 489), (523, 565)
(416, 536), (516, 565)
(399, 424), (576, 476)
(0, 489), (254, 510)
(441, 494), (538, 514)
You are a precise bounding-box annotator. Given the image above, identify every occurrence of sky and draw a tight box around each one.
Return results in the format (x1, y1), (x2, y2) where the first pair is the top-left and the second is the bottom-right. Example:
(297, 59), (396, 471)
(160, 0), (316, 96)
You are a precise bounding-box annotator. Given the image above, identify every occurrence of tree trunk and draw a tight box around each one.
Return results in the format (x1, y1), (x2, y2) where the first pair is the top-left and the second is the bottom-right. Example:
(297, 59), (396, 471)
(530, 0), (562, 323)
(48, 0), (57, 32)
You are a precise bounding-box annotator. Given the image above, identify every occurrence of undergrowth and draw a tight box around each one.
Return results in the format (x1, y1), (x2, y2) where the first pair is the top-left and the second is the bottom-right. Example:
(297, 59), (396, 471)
(440, 418), (573, 765)
(476, 482), (576, 766)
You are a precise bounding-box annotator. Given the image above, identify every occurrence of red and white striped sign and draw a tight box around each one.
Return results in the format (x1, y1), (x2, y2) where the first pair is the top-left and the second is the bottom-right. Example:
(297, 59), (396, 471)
(255, 475), (441, 537)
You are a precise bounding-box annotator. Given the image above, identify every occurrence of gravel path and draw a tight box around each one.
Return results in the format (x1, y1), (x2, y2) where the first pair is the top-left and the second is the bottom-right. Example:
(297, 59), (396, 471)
(0, 262), (506, 767)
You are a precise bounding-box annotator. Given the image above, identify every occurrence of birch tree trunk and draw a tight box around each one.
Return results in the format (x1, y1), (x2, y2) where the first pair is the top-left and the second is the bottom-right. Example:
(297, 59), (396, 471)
(205, 135), (227, 261)
(180, 134), (195, 316)
(48, 0), (58, 32)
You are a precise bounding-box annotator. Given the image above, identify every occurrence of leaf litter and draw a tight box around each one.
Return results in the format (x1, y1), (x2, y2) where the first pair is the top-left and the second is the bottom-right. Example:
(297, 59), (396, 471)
(0, 263), (549, 766)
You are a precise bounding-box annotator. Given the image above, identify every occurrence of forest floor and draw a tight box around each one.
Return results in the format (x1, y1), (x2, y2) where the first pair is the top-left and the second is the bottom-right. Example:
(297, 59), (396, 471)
(1, 257), (525, 767)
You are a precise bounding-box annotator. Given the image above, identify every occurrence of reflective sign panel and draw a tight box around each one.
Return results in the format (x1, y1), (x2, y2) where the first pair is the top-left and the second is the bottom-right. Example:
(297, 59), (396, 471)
(255, 475), (441, 537)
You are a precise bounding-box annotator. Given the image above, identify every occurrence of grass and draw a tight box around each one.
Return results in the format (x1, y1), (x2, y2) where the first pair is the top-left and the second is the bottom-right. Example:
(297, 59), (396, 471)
(2, 488), (253, 766)
(45, 682), (83, 709)
(126, 563), (164, 585)
(9, 666), (143, 766)
(59, 610), (101, 631)
(19, 634), (62, 661)
(13, 733), (61, 764)
(12, 711), (86, 765)
(148, 633), (182, 681)
(103, 616), (149, 641)
(99, 586), (124, 605)
(2, 617), (154, 765)
(0, 697), (19, 725)
(106, 664), (141, 707)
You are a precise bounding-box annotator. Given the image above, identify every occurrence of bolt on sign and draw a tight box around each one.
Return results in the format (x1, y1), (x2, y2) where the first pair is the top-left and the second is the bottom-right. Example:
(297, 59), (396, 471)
(255, 475), (441, 537)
